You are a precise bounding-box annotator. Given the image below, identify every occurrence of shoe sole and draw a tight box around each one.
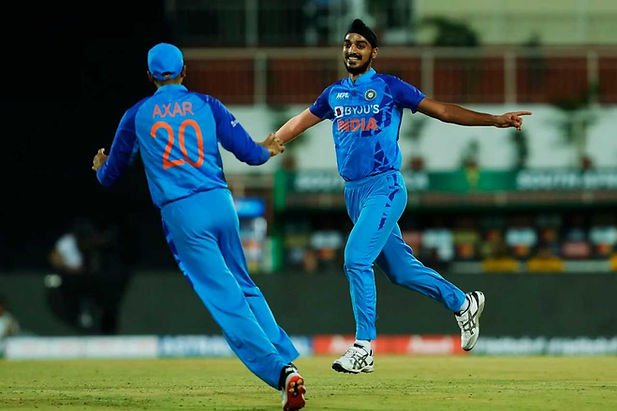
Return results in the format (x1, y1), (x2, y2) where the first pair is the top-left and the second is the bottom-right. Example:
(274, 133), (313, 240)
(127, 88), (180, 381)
(463, 291), (486, 351)
(331, 361), (375, 374)
(282, 374), (305, 411)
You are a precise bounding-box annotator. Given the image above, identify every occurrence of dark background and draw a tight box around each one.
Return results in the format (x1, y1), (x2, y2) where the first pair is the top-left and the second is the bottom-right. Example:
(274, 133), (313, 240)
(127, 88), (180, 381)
(1, 1), (176, 271)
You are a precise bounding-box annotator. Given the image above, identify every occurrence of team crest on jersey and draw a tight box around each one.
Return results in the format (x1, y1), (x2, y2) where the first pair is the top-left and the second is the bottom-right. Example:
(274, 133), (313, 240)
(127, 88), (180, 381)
(364, 89), (377, 101)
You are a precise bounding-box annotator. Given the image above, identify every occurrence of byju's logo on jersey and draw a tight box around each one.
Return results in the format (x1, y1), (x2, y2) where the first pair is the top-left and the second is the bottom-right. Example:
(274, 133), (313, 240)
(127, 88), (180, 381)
(364, 89), (377, 101)
(334, 104), (380, 118)
(336, 92), (349, 99)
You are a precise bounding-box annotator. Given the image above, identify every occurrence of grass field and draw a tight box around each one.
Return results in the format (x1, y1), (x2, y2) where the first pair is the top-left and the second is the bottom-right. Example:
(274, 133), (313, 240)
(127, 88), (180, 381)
(1, 355), (616, 410)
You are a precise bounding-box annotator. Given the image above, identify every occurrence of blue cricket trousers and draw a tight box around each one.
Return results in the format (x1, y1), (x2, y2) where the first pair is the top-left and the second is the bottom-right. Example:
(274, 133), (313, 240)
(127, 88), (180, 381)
(344, 170), (466, 341)
(160, 188), (298, 389)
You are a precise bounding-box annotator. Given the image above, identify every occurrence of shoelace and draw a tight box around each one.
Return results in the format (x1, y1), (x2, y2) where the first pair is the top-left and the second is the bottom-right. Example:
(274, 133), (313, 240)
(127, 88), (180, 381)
(344, 346), (370, 359)
(457, 306), (476, 333)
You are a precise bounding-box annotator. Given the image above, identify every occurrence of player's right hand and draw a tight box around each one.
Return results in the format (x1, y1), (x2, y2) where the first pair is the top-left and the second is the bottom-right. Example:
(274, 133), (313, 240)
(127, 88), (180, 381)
(261, 133), (285, 157)
(91, 148), (108, 171)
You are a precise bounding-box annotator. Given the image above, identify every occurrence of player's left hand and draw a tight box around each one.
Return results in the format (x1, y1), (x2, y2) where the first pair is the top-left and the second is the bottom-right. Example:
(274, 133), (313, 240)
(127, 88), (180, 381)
(496, 111), (533, 131)
(91, 148), (108, 171)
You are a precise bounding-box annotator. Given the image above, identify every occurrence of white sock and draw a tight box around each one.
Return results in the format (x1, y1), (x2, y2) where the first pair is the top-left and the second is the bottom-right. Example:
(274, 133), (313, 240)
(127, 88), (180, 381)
(457, 296), (470, 314)
(354, 339), (371, 352)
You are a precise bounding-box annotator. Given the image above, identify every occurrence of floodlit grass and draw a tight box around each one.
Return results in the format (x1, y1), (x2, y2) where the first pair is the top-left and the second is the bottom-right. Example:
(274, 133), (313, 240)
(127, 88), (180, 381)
(1, 356), (616, 410)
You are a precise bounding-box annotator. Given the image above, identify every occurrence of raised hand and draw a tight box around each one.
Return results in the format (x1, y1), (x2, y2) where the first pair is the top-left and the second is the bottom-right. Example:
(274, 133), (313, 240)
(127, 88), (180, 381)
(91, 148), (108, 171)
(495, 111), (533, 131)
(260, 133), (286, 157)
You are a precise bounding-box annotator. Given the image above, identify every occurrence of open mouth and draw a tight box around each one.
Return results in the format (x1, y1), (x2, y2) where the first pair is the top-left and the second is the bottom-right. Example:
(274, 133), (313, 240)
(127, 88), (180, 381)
(346, 54), (361, 63)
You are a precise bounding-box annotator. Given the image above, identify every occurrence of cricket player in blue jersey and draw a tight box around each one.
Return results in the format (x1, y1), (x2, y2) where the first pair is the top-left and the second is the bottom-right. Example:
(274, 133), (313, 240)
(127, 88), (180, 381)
(274, 19), (532, 374)
(91, 43), (306, 410)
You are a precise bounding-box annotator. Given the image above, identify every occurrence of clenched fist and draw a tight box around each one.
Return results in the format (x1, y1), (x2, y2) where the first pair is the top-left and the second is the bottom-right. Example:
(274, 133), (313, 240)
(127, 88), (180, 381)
(91, 148), (108, 171)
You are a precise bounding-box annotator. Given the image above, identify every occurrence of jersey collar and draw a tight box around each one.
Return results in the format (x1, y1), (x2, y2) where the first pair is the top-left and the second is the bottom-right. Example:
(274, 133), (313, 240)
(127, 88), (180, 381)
(345, 68), (377, 86)
(154, 84), (188, 94)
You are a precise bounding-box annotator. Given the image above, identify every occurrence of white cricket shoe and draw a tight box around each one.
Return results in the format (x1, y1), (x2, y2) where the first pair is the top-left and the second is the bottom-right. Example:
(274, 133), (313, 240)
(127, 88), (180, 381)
(331, 343), (374, 374)
(455, 291), (486, 351)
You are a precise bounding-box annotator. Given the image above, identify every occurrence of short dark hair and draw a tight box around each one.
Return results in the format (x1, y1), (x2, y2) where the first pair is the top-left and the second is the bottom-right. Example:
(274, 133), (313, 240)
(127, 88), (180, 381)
(345, 19), (378, 48)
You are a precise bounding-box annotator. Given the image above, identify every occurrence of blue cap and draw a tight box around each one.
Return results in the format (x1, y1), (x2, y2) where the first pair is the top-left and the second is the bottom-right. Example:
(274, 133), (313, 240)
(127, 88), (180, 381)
(147, 43), (184, 81)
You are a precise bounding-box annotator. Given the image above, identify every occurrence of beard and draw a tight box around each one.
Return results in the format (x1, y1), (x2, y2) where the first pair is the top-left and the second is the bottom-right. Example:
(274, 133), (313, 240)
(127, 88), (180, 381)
(345, 55), (372, 75)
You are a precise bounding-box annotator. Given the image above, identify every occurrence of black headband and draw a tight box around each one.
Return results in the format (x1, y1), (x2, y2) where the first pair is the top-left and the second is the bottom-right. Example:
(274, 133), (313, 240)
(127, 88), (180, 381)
(345, 18), (378, 48)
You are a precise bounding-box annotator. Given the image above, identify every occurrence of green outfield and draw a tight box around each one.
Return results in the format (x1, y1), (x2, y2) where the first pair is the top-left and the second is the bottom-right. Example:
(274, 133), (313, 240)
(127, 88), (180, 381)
(1, 356), (616, 410)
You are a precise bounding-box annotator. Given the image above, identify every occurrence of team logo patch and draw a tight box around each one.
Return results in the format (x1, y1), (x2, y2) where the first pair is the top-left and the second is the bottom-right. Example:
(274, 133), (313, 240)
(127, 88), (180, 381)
(364, 89), (377, 101)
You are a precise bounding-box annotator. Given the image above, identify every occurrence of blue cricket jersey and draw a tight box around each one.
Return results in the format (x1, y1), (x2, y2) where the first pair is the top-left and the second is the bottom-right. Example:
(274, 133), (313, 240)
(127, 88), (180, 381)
(309, 68), (425, 181)
(96, 84), (269, 208)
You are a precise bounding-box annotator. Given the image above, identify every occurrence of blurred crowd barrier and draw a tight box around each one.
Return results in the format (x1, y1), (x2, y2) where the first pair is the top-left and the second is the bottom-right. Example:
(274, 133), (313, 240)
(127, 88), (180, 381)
(183, 47), (617, 105)
(1, 271), (616, 338)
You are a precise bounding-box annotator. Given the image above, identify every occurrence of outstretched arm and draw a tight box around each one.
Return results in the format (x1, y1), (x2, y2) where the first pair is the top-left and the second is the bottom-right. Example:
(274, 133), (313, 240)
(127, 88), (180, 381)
(274, 109), (323, 144)
(417, 97), (532, 130)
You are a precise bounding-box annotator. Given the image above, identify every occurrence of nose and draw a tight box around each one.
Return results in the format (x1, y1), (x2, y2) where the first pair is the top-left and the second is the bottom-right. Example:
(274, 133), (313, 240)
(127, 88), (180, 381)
(349, 43), (360, 53)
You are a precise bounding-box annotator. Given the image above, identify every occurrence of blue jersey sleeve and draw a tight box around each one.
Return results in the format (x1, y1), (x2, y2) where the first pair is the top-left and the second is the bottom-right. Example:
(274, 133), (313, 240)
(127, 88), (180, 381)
(208, 96), (270, 165)
(96, 104), (141, 187)
(383, 75), (425, 113)
(309, 85), (335, 119)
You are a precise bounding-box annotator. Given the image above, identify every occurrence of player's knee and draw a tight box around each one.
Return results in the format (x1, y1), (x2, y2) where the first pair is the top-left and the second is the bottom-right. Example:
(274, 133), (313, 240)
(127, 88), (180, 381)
(344, 252), (372, 273)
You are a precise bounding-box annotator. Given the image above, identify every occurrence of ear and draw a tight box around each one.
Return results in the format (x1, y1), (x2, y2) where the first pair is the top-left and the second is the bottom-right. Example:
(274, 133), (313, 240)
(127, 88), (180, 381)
(180, 65), (187, 78)
(372, 47), (379, 59)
